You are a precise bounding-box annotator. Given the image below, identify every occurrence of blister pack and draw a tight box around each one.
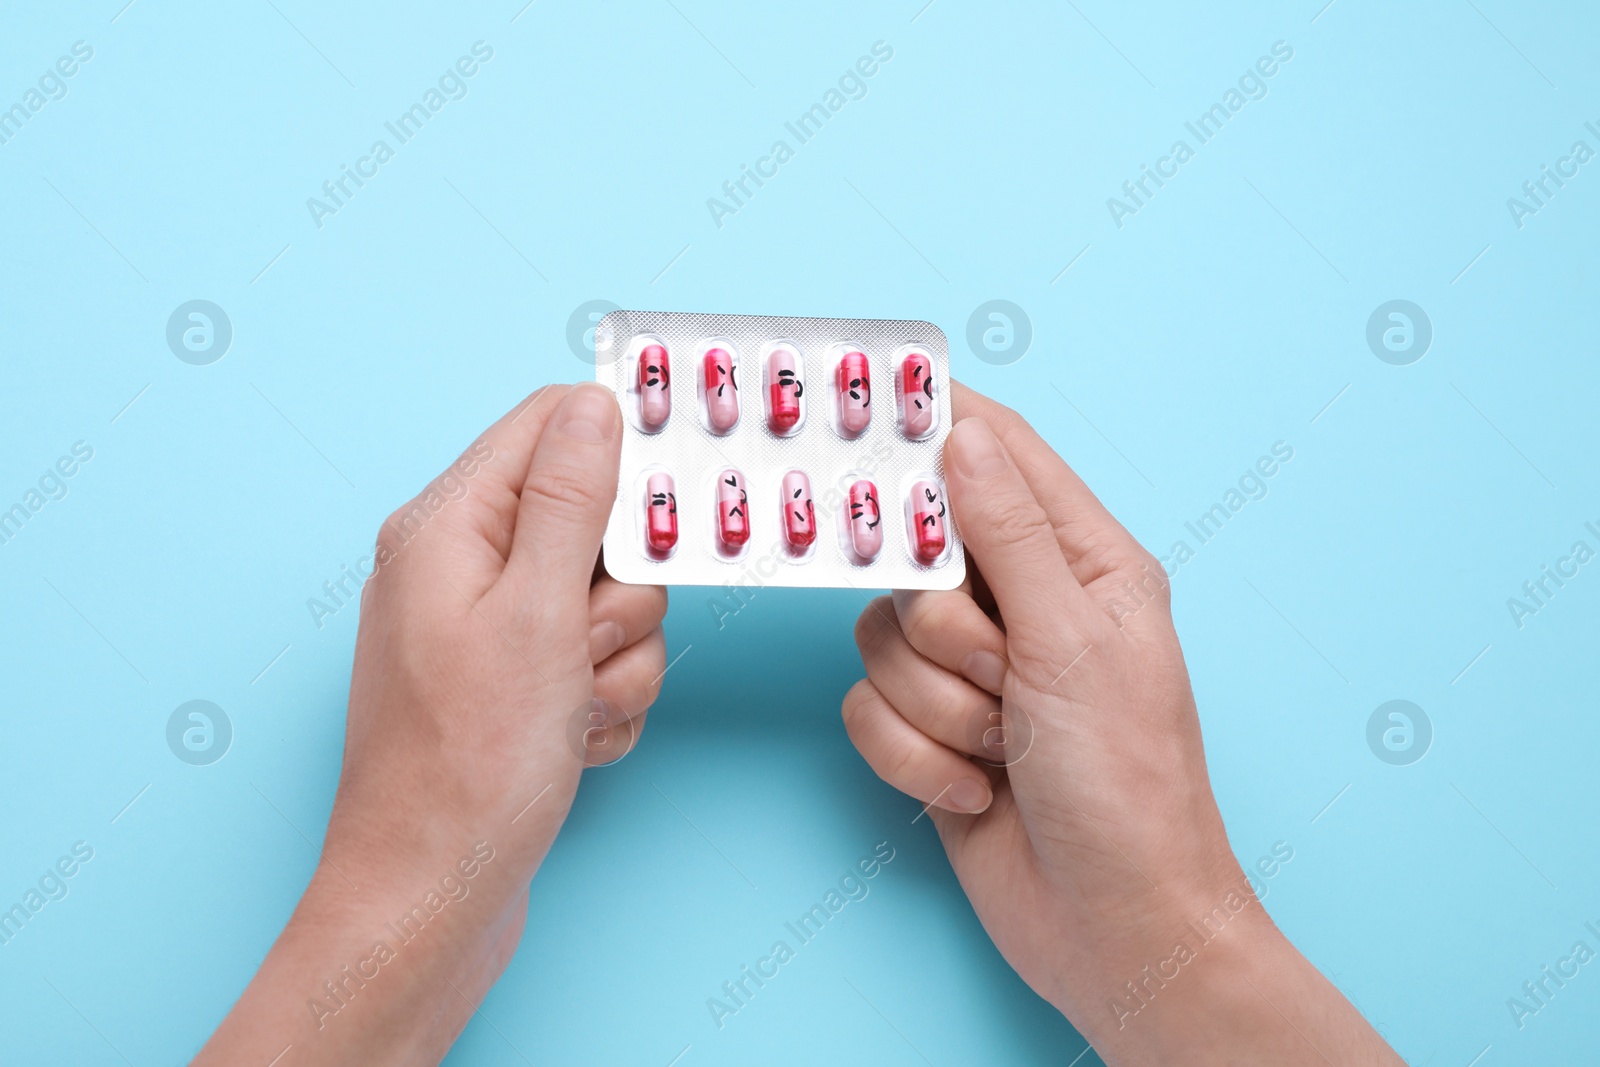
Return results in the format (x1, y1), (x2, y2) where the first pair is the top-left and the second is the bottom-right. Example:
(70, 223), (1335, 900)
(592, 310), (966, 591)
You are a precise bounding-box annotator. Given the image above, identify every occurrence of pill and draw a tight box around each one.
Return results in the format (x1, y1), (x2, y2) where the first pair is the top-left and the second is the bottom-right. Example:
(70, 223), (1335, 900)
(899, 351), (934, 438)
(847, 479), (882, 561)
(717, 468), (750, 549)
(645, 472), (677, 554)
(909, 479), (946, 563)
(781, 470), (816, 549)
(638, 344), (671, 430)
(767, 348), (803, 433)
(836, 350), (871, 434)
(703, 348), (739, 432)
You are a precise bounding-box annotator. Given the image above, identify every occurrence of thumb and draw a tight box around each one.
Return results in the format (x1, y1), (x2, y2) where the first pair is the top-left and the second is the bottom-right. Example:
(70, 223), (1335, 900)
(503, 382), (622, 608)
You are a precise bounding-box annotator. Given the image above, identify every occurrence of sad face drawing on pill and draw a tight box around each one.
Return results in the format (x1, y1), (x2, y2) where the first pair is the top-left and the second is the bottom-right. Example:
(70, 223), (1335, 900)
(781, 470), (816, 549)
(717, 468), (751, 550)
(645, 472), (678, 554)
(638, 343), (671, 430)
(910, 480), (947, 563)
(849, 485), (880, 530)
(703, 348), (739, 432)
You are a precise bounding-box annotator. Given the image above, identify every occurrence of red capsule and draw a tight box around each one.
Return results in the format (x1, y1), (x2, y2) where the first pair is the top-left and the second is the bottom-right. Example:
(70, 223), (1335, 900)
(836, 350), (871, 434)
(909, 479), (946, 563)
(716, 468), (750, 549)
(766, 347), (803, 433)
(847, 479), (882, 561)
(645, 472), (677, 554)
(703, 348), (738, 432)
(899, 351), (934, 438)
(638, 344), (670, 430)
(780, 470), (816, 549)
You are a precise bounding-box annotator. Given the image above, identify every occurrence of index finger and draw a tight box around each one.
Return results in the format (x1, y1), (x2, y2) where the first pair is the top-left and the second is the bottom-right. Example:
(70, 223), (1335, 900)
(944, 417), (1109, 655)
(951, 380), (1151, 586)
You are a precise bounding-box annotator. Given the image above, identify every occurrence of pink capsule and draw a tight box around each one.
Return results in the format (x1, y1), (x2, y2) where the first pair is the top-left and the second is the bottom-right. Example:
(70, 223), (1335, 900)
(716, 468), (750, 549)
(638, 344), (670, 430)
(780, 470), (816, 549)
(909, 479), (946, 563)
(836, 350), (871, 434)
(767, 348), (802, 433)
(703, 348), (738, 432)
(847, 479), (882, 561)
(645, 472), (677, 554)
(899, 351), (934, 438)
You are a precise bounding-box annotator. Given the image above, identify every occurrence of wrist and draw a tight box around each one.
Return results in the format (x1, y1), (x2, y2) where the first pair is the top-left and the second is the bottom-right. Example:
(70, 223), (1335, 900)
(196, 845), (527, 1067)
(1048, 863), (1290, 1045)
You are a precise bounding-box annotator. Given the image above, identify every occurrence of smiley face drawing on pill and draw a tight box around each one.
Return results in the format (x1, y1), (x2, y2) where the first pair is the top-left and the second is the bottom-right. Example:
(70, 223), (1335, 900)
(847, 479), (882, 561)
(836, 350), (871, 435)
(909, 479), (947, 563)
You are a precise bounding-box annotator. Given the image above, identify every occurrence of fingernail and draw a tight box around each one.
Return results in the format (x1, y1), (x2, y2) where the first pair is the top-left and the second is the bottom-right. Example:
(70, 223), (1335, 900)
(961, 650), (1008, 695)
(589, 620), (627, 662)
(949, 418), (1007, 479)
(947, 779), (992, 814)
(558, 382), (618, 443)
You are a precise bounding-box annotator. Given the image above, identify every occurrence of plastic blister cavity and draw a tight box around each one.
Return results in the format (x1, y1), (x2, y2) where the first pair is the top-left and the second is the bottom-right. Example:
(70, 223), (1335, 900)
(594, 311), (965, 590)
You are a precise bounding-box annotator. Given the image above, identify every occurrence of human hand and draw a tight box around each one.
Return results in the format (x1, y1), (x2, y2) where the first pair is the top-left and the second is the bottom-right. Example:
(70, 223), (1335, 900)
(197, 382), (666, 1066)
(843, 383), (1400, 1064)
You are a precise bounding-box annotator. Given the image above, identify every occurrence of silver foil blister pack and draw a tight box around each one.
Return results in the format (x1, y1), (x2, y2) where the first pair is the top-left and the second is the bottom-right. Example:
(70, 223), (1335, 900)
(593, 310), (966, 590)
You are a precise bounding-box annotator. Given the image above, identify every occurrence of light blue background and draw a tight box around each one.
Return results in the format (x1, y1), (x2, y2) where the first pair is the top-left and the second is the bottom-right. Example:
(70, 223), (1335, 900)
(2, 1), (1597, 1063)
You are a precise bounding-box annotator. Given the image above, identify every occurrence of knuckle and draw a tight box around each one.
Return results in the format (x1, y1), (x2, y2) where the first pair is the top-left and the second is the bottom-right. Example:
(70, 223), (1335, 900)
(877, 731), (923, 789)
(853, 599), (899, 659)
(527, 463), (608, 515)
(643, 584), (670, 625)
(979, 494), (1054, 552)
(840, 679), (877, 734)
(896, 591), (943, 644)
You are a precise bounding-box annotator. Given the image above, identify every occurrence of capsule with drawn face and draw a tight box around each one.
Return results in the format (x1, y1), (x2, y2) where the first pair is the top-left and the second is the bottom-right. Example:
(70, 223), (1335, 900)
(780, 470), (816, 550)
(638, 344), (671, 430)
(703, 348), (739, 432)
(836, 350), (871, 435)
(908, 479), (946, 563)
(645, 472), (677, 554)
(716, 468), (750, 549)
(766, 347), (803, 433)
(898, 351), (934, 438)
(847, 479), (882, 561)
